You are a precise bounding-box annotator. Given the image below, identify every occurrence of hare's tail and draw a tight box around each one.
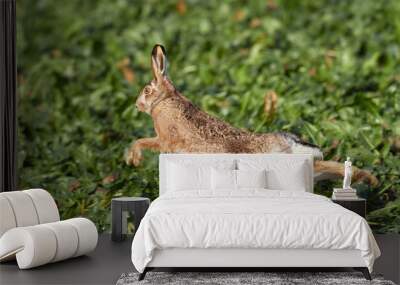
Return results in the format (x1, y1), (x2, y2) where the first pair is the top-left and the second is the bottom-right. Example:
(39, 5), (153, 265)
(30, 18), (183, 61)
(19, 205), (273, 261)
(314, 160), (378, 186)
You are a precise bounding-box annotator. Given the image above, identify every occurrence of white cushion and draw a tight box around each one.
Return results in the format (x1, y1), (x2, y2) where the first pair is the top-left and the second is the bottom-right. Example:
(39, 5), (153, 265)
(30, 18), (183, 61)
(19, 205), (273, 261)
(0, 226), (57, 268)
(167, 162), (211, 191)
(236, 169), (267, 189)
(0, 196), (16, 237)
(266, 163), (307, 191)
(24, 189), (60, 223)
(161, 154), (237, 194)
(159, 154), (314, 195)
(238, 159), (309, 191)
(212, 169), (268, 191)
(0, 189), (60, 238)
(0, 191), (39, 227)
(42, 221), (79, 262)
(65, 218), (98, 257)
(211, 168), (236, 190)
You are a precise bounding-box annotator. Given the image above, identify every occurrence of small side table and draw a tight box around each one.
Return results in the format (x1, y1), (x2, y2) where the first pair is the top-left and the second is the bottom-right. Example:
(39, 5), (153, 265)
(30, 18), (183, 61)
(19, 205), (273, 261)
(332, 198), (366, 218)
(111, 197), (150, 242)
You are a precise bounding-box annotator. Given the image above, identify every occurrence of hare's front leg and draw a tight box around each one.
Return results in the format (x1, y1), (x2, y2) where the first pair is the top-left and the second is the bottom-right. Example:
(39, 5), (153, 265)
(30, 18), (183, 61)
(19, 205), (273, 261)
(125, 137), (160, 166)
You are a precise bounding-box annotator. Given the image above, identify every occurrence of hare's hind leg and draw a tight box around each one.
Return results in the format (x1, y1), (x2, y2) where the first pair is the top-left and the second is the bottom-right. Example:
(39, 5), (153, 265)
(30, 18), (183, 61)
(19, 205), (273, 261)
(125, 137), (160, 166)
(314, 160), (378, 186)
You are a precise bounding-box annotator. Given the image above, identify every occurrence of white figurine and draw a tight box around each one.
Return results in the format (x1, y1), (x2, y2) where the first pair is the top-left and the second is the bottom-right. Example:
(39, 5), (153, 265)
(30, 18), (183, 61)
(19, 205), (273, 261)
(343, 157), (352, 190)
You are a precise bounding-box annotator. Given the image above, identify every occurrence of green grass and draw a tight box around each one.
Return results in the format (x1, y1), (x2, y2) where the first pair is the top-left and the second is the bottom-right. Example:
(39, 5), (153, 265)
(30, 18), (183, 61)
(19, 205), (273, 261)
(17, 0), (400, 233)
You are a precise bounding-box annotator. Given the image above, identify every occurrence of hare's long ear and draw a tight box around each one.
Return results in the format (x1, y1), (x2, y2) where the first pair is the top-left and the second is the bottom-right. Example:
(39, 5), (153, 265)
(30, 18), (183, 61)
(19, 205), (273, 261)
(151, 44), (168, 83)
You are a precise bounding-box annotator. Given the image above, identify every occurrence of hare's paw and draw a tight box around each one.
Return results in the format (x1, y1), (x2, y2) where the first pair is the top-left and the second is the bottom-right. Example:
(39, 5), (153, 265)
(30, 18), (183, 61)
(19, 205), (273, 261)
(124, 145), (142, 167)
(124, 147), (137, 166)
(132, 148), (142, 167)
(124, 147), (133, 165)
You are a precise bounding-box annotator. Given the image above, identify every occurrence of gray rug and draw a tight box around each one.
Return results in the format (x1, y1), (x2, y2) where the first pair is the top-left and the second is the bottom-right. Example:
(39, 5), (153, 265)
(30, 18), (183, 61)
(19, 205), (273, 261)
(116, 272), (395, 285)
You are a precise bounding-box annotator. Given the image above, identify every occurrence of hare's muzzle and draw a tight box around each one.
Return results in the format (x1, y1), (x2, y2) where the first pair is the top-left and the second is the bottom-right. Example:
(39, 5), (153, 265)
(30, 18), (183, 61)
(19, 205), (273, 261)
(136, 100), (145, 112)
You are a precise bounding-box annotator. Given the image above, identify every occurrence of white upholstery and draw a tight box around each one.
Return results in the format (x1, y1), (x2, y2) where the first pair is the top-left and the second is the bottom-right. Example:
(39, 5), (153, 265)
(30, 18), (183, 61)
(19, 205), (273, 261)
(1, 191), (40, 227)
(42, 221), (79, 262)
(0, 189), (59, 236)
(237, 157), (312, 192)
(0, 196), (17, 237)
(148, 248), (366, 268)
(24, 188), (60, 223)
(211, 168), (236, 190)
(168, 163), (211, 191)
(0, 189), (98, 269)
(159, 154), (314, 195)
(236, 169), (267, 189)
(64, 218), (98, 257)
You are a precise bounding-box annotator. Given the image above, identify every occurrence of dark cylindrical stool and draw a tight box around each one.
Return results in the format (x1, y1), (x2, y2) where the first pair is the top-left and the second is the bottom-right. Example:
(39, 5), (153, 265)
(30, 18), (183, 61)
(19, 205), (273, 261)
(111, 197), (150, 242)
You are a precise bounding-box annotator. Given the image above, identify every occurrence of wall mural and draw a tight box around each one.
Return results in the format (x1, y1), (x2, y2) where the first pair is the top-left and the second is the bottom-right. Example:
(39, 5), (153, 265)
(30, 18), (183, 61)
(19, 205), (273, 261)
(125, 45), (377, 186)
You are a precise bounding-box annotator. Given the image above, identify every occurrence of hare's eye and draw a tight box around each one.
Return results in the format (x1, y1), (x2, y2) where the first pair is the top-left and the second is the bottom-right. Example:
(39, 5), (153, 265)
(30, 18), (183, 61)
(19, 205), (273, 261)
(143, 86), (152, 95)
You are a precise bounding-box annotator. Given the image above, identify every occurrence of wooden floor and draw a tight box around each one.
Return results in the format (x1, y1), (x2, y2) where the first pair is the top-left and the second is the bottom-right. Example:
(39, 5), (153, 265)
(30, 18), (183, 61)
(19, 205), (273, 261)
(0, 234), (398, 285)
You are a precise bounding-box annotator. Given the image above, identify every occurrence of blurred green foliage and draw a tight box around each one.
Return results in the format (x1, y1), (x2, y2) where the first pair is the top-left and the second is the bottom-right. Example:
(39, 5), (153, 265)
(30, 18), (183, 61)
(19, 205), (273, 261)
(17, 0), (399, 233)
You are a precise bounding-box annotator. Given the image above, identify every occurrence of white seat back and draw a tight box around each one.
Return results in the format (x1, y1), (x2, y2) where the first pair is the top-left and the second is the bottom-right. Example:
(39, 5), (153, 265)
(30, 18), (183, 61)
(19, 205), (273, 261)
(0, 189), (60, 237)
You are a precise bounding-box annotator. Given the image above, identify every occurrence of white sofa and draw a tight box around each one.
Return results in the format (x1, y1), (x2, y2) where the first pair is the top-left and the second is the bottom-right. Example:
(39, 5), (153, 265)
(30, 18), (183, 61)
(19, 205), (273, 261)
(0, 189), (98, 269)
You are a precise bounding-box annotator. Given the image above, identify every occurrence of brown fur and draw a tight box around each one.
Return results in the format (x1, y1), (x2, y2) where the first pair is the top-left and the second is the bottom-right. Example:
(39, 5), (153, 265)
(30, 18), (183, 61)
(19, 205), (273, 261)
(126, 45), (378, 186)
(314, 160), (378, 186)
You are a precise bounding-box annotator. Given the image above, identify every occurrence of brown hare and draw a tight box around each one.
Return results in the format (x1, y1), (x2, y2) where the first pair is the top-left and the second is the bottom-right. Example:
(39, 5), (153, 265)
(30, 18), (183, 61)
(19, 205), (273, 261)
(125, 44), (377, 186)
